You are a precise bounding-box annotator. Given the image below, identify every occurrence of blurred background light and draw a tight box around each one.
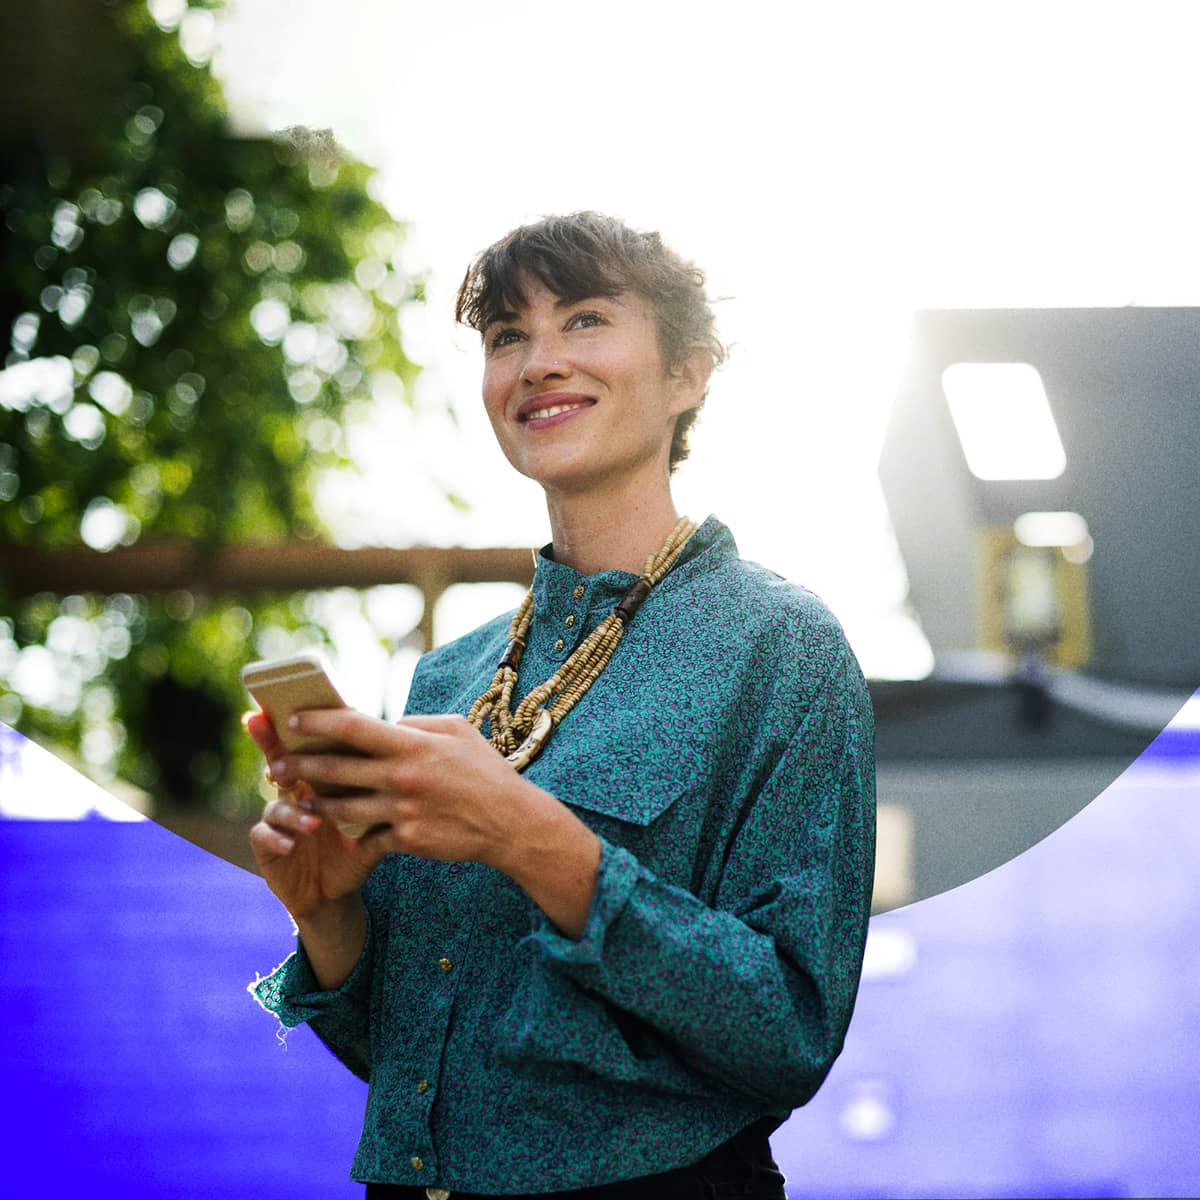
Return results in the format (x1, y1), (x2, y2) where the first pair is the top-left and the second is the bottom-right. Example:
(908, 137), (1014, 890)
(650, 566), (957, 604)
(942, 362), (1067, 481)
(1014, 510), (1089, 549)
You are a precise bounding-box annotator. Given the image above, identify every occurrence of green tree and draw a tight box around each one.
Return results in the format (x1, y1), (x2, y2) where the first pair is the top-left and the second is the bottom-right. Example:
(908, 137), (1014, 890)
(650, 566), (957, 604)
(0, 0), (429, 814)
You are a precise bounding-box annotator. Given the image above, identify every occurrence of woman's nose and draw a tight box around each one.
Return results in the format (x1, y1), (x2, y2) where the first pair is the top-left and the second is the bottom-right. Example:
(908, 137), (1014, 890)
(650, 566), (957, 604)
(519, 336), (568, 385)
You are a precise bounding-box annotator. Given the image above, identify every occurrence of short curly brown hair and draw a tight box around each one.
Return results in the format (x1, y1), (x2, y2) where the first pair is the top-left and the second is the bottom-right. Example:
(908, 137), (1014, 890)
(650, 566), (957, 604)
(454, 212), (726, 473)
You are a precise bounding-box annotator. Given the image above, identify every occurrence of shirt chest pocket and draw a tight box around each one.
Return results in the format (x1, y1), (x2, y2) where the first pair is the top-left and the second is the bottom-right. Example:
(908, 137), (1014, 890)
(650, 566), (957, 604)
(523, 712), (710, 838)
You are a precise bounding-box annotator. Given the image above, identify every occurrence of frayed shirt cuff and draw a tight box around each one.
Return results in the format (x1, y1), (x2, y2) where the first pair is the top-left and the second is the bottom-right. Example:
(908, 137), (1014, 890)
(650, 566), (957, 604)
(249, 909), (374, 1027)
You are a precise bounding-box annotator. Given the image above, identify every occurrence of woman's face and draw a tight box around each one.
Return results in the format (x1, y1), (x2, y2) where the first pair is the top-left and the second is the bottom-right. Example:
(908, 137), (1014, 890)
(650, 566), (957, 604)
(480, 274), (705, 496)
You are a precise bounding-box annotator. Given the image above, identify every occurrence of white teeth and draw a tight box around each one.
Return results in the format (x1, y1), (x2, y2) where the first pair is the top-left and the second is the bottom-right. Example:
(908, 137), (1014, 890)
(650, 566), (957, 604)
(526, 403), (587, 421)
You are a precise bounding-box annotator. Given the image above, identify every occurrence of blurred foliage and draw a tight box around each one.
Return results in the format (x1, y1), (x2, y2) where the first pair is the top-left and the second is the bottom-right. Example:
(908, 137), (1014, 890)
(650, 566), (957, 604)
(0, 0), (430, 814)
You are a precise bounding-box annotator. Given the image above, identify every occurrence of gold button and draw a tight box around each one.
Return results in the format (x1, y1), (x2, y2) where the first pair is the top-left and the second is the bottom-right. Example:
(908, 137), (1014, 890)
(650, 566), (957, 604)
(564, 614), (575, 627)
(554, 638), (564, 652)
(438, 957), (453, 972)
(572, 585), (584, 599)
(411, 1155), (424, 1170)
(417, 1079), (430, 1094)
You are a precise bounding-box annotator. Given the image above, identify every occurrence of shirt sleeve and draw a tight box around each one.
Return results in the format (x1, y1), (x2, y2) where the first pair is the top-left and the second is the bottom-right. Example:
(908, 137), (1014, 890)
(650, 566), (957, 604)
(502, 645), (876, 1111)
(248, 907), (376, 1082)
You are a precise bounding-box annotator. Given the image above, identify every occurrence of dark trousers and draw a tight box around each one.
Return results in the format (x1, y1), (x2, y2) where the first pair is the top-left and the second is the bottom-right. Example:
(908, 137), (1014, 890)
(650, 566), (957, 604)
(364, 1119), (787, 1199)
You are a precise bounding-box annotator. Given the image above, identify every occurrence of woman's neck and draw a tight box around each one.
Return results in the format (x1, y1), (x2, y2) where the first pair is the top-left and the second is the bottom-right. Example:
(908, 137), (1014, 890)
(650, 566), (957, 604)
(543, 479), (685, 577)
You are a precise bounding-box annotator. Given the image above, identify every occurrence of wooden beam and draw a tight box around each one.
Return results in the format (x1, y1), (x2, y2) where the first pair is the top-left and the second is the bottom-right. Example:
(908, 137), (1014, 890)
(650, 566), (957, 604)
(0, 541), (537, 598)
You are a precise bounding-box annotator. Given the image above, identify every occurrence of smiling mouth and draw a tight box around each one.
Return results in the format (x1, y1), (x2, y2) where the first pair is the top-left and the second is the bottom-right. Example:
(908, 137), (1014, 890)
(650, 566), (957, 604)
(519, 399), (595, 423)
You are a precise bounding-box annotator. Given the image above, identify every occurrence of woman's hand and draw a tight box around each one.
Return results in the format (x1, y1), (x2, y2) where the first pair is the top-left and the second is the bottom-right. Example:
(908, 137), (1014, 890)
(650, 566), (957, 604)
(268, 709), (602, 938)
(244, 711), (383, 922)
(265, 710), (535, 867)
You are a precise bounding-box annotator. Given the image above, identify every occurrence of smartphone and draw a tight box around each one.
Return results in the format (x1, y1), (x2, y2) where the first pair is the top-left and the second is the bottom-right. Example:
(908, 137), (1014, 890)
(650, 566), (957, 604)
(241, 651), (370, 836)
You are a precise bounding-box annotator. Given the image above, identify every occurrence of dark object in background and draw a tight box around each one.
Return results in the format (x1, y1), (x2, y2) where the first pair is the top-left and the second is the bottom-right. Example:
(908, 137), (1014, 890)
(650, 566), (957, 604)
(138, 673), (228, 806)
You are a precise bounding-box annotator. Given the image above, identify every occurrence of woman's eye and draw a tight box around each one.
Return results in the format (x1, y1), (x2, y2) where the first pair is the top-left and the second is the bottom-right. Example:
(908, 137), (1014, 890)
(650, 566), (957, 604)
(569, 311), (605, 330)
(487, 328), (522, 351)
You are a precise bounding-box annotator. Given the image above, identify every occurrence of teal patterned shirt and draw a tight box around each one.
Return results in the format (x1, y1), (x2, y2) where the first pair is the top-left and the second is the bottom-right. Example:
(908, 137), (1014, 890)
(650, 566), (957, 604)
(251, 515), (876, 1193)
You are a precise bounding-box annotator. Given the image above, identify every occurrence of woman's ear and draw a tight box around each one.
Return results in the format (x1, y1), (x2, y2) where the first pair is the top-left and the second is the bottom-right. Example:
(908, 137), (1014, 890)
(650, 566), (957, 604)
(668, 349), (714, 415)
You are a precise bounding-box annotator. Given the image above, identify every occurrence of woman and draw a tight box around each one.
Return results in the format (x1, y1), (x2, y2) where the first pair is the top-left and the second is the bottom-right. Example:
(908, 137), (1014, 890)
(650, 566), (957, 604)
(248, 212), (876, 1199)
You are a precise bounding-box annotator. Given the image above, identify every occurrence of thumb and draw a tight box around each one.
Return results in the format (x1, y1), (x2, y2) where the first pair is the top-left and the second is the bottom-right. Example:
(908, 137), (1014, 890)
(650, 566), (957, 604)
(243, 710), (284, 756)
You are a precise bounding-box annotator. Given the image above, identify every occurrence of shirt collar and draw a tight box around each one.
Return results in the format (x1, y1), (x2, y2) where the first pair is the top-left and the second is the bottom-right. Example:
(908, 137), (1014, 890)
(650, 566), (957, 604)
(530, 514), (737, 615)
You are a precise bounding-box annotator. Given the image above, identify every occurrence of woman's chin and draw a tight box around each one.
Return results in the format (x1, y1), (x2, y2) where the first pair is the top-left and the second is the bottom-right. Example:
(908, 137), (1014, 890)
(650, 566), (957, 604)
(518, 445), (670, 499)
(518, 451), (607, 494)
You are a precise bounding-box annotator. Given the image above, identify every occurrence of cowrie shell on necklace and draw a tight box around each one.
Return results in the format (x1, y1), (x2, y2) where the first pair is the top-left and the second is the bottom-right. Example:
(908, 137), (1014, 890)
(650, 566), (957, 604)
(505, 707), (553, 771)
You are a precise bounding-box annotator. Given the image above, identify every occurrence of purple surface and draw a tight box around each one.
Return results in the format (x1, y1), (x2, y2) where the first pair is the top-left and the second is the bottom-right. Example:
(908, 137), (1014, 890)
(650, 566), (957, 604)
(0, 818), (365, 1199)
(775, 723), (1200, 1198)
(1, 705), (1198, 1198)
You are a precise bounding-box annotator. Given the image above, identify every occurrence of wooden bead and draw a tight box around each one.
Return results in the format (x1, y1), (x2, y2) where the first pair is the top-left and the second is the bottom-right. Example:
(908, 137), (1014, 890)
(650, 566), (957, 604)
(498, 638), (525, 671)
(614, 578), (652, 623)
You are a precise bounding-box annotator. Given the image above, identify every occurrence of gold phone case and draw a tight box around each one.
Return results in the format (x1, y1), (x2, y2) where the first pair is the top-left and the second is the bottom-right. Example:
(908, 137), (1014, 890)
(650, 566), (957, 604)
(242, 653), (369, 837)
(242, 654), (349, 754)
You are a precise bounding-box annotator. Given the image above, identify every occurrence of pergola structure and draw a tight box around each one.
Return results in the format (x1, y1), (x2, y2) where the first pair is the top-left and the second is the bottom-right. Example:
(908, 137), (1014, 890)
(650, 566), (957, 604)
(0, 541), (536, 650)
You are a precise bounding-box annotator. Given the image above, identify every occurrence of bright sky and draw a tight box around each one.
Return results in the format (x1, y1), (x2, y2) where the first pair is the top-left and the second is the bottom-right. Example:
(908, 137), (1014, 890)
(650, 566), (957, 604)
(204, 0), (1200, 679)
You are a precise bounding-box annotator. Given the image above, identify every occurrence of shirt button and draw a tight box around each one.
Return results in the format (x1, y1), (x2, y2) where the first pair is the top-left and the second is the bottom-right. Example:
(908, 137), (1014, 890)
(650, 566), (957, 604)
(437, 957), (453, 972)
(572, 585), (584, 599)
(554, 638), (565, 652)
(417, 1079), (430, 1094)
(411, 1155), (424, 1170)
(564, 614), (575, 627)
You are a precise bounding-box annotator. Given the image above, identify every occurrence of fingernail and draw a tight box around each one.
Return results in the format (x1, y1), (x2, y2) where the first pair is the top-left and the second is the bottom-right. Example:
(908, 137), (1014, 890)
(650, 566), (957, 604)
(270, 760), (287, 779)
(287, 714), (300, 729)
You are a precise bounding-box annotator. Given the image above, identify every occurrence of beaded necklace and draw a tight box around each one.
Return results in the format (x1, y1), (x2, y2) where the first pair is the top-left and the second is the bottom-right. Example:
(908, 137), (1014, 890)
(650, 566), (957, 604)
(467, 516), (698, 771)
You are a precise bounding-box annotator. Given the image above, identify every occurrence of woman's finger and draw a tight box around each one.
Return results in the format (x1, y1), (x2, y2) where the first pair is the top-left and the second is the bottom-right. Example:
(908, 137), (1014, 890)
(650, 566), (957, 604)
(261, 797), (322, 836)
(249, 818), (296, 858)
(270, 745), (411, 797)
(243, 710), (285, 758)
(397, 712), (472, 734)
(310, 791), (407, 833)
(284, 708), (424, 759)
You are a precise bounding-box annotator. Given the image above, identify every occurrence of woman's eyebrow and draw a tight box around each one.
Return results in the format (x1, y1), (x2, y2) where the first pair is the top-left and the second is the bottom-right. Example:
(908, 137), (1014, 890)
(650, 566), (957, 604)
(484, 293), (625, 328)
(554, 293), (624, 309)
